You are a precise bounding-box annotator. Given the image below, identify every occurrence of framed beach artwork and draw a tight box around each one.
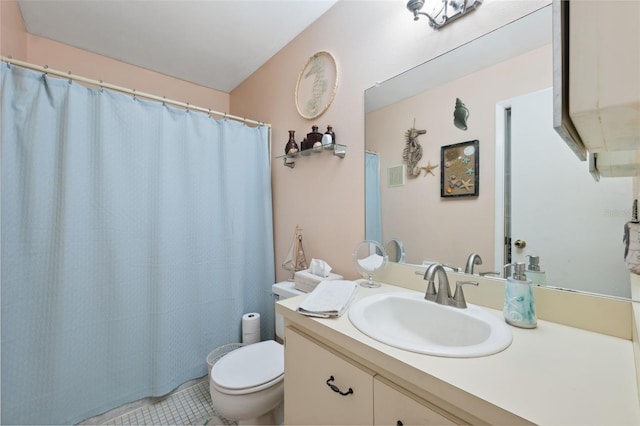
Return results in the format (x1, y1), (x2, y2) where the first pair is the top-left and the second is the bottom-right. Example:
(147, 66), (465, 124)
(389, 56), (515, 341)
(295, 51), (339, 120)
(441, 140), (479, 198)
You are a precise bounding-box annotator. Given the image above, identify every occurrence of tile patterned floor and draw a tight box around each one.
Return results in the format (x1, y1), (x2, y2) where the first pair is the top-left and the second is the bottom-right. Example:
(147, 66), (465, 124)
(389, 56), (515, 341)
(102, 380), (234, 426)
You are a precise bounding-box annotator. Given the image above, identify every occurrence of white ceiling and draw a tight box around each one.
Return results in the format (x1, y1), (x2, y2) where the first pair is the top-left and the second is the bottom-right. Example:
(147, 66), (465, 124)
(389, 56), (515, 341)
(18, 0), (339, 93)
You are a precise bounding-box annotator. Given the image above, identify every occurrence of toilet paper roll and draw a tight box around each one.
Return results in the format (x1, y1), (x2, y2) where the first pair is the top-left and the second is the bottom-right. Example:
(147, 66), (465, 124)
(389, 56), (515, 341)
(242, 312), (261, 345)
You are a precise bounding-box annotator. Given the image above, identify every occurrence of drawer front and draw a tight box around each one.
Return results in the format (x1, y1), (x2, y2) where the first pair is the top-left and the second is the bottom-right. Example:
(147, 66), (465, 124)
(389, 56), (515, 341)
(374, 377), (458, 425)
(284, 327), (374, 425)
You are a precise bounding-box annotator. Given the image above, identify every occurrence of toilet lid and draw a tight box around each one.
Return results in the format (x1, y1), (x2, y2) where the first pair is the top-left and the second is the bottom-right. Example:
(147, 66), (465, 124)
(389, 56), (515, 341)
(211, 340), (284, 391)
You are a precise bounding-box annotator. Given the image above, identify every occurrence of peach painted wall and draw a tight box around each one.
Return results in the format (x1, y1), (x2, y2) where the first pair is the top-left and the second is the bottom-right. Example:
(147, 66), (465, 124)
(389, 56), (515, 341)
(367, 45), (552, 270)
(2, 0), (550, 283)
(1, 0), (229, 114)
(1, 0), (27, 60)
(231, 0), (550, 282)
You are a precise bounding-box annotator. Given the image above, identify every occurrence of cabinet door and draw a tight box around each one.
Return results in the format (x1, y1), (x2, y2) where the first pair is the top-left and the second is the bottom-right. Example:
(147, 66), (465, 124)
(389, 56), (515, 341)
(374, 377), (458, 426)
(284, 327), (374, 425)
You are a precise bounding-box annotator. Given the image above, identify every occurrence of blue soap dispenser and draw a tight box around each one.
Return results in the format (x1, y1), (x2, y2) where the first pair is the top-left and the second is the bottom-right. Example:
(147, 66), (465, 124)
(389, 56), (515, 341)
(503, 262), (537, 329)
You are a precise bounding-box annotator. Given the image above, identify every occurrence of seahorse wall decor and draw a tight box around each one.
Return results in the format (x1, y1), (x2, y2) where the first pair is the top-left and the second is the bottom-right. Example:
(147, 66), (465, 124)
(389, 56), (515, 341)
(303, 55), (328, 117)
(402, 124), (426, 178)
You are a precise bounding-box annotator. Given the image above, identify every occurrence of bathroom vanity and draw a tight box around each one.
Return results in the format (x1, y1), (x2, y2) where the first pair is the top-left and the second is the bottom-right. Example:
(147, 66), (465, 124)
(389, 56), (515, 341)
(276, 280), (640, 425)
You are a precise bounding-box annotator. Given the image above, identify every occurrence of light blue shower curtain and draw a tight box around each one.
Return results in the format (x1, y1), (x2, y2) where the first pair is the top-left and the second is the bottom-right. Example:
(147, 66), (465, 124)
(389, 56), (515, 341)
(365, 152), (382, 243)
(1, 65), (274, 425)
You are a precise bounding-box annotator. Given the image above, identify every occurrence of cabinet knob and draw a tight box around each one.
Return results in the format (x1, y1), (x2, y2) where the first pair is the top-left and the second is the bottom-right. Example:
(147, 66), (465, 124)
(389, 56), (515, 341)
(325, 375), (353, 396)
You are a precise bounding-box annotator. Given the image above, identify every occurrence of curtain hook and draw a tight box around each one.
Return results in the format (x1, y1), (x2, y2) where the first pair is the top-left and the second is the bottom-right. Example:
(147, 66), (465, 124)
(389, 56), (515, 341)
(208, 108), (212, 118)
(162, 96), (166, 106)
(68, 71), (72, 84)
(132, 89), (137, 101)
(186, 102), (190, 112)
(43, 64), (48, 75)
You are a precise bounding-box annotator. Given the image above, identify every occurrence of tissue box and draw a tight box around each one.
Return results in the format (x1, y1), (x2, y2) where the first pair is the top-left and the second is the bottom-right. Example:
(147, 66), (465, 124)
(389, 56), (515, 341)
(294, 269), (343, 293)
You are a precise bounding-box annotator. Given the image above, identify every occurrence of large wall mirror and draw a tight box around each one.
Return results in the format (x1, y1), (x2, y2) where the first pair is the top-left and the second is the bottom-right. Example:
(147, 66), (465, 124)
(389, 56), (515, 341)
(365, 4), (634, 300)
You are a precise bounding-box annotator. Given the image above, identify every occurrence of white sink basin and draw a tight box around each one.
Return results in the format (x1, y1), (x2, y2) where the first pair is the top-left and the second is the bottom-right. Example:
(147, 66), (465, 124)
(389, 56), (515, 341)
(348, 292), (512, 358)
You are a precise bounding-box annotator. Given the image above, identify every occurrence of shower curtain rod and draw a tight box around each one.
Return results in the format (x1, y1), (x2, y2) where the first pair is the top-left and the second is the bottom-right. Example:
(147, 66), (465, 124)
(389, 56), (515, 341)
(1, 56), (271, 128)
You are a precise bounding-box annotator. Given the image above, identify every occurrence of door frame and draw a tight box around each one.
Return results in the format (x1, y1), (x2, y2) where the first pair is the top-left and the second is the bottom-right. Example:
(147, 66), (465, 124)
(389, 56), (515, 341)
(494, 100), (512, 275)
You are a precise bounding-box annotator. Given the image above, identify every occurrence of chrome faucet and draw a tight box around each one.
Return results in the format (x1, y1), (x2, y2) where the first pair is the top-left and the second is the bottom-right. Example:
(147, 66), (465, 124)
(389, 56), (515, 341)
(423, 263), (478, 308)
(464, 253), (483, 274)
(423, 263), (449, 303)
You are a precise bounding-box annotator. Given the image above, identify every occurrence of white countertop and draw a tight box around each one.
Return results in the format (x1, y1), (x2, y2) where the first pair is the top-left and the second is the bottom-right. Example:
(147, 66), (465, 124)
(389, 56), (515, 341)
(277, 282), (640, 425)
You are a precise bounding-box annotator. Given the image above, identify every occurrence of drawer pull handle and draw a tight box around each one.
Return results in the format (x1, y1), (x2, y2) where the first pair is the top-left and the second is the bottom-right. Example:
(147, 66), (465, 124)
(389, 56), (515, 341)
(325, 375), (353, 396)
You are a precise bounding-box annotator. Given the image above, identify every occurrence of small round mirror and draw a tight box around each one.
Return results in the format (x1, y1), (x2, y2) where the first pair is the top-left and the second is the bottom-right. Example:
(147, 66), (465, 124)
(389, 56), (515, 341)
(353, 240), (388, 288)
(384, 238), (405, 264)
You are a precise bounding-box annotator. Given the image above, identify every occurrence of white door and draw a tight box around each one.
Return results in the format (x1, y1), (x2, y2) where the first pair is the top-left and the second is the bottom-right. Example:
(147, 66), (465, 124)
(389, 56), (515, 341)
(507, 88), (631, 298)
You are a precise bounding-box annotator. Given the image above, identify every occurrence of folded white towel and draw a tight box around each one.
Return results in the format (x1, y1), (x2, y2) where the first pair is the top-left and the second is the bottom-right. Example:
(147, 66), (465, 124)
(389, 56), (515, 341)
(297, 280), (358, 318)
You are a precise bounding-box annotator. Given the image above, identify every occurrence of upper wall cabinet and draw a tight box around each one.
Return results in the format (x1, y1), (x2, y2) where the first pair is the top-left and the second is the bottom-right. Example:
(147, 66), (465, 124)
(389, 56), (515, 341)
(553, 0), (640, 178)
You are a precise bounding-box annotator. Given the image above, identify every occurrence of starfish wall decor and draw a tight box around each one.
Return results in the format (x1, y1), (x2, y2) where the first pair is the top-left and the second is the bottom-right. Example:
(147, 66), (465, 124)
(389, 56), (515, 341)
(421, 161), (439, 176)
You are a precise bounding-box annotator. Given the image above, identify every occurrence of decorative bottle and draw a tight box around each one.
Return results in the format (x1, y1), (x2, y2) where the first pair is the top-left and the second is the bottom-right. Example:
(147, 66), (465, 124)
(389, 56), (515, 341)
(284, 130), (299, 155)
(307, 125), (323, 151)
(323, 125), (336, 148)
(503, 262), (537, 329)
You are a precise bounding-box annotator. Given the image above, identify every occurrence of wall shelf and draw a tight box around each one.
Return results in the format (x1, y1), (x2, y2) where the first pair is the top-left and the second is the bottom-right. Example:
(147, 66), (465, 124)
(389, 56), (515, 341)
(276, 143), (346, 168)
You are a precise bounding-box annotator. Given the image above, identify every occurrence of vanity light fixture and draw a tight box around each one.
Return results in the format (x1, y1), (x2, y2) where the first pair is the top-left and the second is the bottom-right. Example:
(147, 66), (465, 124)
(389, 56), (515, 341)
(406, 0), (481, 30)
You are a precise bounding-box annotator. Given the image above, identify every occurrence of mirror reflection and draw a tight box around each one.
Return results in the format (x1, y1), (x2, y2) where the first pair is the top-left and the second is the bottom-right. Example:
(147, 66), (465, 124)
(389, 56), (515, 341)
(364, 5), (633, 299)
(385, 238), (405, 264)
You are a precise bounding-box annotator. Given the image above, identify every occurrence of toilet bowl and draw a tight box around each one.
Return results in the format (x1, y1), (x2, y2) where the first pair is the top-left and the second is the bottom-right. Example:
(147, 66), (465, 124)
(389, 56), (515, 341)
(209, 281), (303, 425)
(210, 340), (284, 425)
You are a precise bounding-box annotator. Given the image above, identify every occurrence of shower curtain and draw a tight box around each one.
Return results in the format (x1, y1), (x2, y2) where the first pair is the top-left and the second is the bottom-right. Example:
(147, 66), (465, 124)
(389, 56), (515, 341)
(365, 152), (382, 243)
(1, 65), (274, 425)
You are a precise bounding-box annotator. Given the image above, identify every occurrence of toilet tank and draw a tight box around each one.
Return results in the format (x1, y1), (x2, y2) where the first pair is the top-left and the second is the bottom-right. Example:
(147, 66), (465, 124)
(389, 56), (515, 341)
(272, 281), (304, 341)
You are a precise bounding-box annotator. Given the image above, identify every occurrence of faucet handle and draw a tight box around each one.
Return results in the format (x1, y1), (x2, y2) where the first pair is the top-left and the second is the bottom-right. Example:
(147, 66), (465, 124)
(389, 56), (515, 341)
(452, 281), (479, 308)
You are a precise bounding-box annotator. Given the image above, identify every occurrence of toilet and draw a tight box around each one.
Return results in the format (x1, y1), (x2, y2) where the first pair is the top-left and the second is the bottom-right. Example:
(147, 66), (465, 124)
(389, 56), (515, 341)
(209, 281), (303, 425)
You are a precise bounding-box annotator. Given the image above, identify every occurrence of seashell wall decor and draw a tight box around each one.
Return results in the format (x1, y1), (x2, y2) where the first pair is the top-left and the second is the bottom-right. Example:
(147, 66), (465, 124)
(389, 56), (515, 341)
(453, 97), (470, 130)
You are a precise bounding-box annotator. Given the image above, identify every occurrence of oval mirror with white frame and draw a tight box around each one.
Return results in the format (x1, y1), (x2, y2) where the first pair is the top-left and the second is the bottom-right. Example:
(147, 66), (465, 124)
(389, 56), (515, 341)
(353, 240), (388, 288)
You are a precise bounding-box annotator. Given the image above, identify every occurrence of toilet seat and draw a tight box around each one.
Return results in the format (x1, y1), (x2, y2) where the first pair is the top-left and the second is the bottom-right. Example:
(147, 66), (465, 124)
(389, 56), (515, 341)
(211, 340), (284, 395)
